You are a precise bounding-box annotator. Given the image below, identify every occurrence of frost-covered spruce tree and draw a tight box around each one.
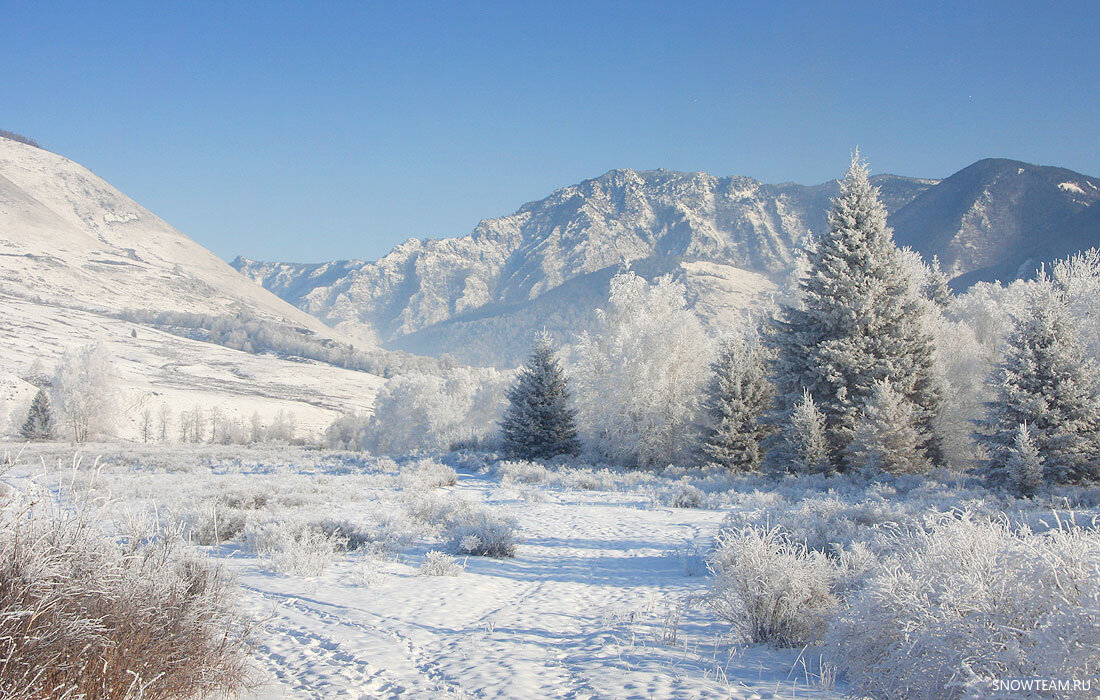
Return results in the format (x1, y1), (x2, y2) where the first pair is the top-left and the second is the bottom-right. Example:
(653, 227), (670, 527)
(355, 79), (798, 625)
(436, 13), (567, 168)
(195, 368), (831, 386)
(20, 388), (53, 441)
(500, 332), (580, 460)
(976, 281), (1100, 486)
(1006, 423), (1043, 497)
(700, 333), (775, 471)
(766, 153), (942, 471)
(846, 379), (928, 474)
(923, 255), (952, 309)
(770, 390), (829, 474)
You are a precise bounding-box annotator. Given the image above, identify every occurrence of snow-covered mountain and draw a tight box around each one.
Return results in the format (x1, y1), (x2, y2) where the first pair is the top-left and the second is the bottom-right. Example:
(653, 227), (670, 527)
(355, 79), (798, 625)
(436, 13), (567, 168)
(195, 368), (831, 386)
(890, 158), (1100, 286)
(235, 168), (934, 365)
(0, 135), (383, 440)
(236, 169), (932, 365)
(236, 159), (1099, 367)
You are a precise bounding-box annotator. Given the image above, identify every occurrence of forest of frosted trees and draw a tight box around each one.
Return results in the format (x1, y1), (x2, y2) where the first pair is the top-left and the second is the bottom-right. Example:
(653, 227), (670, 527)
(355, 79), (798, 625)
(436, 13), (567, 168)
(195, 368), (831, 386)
(350, 154), (1100, 496)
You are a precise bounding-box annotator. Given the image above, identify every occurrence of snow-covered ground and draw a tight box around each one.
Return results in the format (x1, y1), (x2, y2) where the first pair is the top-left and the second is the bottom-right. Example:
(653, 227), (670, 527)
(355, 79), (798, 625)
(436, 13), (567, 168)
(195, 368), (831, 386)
(4, 443), (843, 699)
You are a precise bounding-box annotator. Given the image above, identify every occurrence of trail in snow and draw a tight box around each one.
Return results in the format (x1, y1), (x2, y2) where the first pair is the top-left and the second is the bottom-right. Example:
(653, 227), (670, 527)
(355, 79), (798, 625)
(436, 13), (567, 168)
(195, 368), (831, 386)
(233, 470), (841, 699)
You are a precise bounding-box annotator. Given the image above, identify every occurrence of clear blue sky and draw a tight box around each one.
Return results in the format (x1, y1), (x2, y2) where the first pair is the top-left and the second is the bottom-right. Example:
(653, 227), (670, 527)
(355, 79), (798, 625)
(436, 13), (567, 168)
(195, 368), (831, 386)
(2, 1), (1097, 263)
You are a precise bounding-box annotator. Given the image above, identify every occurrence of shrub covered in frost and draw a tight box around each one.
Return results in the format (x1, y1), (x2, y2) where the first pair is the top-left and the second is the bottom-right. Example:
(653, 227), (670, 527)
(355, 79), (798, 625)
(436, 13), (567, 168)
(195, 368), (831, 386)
(401, 458), (459, 490)
(707, 525), (838, 647)
(444, 507), (519, 558)
(418, 550), (464, 576)
(0, 504), (251, 699)
(827, 514), (1100, 700)
(243, 519), (349, 576)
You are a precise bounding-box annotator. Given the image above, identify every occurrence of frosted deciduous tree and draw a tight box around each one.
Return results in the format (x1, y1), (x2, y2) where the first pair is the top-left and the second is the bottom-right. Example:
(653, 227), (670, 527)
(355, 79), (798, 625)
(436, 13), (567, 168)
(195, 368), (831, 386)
(846, 379), (928, 474)
(20, 388), (53, 441)
(766, 153), (942, 471)
(139, 408), (153, 443)
(572, 272), (713, 467)
(51, 343), (120, 443)
(365, 367), (509, 454)
(976, 282), (1100, 486)
(500, 332), (580, 460)
(157, 404), (171, 442)
(700, 332), (775, 471)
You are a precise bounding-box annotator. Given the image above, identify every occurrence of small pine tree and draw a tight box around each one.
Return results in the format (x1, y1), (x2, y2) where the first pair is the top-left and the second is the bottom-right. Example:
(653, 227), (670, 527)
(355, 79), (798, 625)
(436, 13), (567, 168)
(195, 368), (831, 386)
(701, 334), (775, 471)
(20, 388), (53, 441)
(846, 379), (928, 474)
(771, 389), (829, 474)
(1006, 422), (1043, 497)
(500, 332), (580, 460)
(923, 255), (952, 309)
(976, 282), (1100, 485)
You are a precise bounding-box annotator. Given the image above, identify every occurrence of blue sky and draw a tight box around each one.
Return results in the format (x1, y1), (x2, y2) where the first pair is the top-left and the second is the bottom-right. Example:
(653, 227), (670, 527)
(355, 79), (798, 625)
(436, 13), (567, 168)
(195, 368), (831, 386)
(2, 1), (1097, 263)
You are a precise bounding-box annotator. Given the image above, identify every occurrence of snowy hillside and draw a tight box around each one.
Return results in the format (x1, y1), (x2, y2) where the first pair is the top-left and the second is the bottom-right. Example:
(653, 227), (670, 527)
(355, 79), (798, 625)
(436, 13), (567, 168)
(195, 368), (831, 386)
(0, 135), (384, 440)
(236, 169), (930, 365)
(891, 158), (1100, 285)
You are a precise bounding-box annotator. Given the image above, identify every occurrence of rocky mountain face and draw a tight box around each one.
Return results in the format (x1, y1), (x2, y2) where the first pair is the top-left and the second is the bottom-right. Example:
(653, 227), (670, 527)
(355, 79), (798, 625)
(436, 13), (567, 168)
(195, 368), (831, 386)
(234, 169), (934, 364)
(235, 158), (1098, 367)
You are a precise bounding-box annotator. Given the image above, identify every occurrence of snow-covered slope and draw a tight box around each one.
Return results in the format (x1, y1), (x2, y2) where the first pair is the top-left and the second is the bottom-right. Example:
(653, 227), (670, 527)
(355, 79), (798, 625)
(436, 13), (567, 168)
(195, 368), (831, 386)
(0, 135), (383, 440)
(236, 169), (931, 365)
(0, 137), (341, 335)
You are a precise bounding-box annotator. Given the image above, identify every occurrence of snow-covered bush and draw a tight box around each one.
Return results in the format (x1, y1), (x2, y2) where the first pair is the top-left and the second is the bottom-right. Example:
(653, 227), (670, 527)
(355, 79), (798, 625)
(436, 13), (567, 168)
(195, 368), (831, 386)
(707, 525), (838, 647)
(662, 481), (706, 509)
(364, 367), (509, 454)
(828, 514), (1100, 700)
(400, 458), (459, 490)
(418, 551), (464, 576)
(183, 502), (250, 545)
(572, 272), (713, 467)
(0, 503), (251, 699)
(242, 519), (348, 576)
(444, 506), (519, 558)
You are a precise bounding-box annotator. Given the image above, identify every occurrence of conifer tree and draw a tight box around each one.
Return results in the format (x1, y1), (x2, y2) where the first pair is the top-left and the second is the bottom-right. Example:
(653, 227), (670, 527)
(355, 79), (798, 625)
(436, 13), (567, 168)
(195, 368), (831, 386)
(770, 389), (829, 474)
(1006, 422), (1043, 497)
(976, 282), (1100, 486)
(701, 333), (775, 471)
(846, 379), (928, 473)
(20, 388), (53, 441)
(766, 153), (942, 471)
(500, 332), (580, 460)
(923, 255), (952, 309)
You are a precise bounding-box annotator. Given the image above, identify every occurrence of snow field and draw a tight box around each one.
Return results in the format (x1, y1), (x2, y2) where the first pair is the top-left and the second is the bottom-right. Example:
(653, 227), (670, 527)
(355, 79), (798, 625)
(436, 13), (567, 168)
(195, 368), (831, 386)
(7, 443), (1099, 698)
(7, 444), (845, 699)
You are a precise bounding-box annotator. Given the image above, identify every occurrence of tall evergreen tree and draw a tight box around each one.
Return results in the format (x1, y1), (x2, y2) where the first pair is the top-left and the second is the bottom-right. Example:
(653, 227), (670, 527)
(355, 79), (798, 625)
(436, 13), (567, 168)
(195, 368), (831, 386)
(20, 388), (53, 441)
(700, 333), (775, 471)
(500, 332), (580, 460)
(845, 379), (928, 474)
(976, 282), (1100, 486)
(765, 153), (942, 471)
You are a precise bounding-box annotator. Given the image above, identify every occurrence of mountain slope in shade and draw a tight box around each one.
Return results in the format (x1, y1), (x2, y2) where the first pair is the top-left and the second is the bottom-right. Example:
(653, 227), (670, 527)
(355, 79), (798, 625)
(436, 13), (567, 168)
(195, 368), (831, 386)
(890, 158), (1100, 285)
(234, 169), (932, 365)
(0, 135), (383, 440)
